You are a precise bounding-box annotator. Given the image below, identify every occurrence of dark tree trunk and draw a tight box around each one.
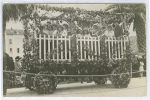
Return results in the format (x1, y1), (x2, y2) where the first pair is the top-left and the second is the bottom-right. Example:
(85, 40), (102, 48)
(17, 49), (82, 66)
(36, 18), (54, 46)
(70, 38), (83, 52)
(3, 18), (6, 53)
(134, 14), (146, 53)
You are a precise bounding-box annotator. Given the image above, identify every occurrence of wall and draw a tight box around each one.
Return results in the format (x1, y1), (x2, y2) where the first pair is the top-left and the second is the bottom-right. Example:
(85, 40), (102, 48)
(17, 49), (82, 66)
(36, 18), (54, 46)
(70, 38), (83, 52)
(5, 34), (24, 60)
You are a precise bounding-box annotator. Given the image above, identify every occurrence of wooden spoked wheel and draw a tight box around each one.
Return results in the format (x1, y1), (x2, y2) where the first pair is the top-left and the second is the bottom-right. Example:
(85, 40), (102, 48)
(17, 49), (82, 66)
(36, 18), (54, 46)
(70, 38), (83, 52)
(111, 67), (130, 88)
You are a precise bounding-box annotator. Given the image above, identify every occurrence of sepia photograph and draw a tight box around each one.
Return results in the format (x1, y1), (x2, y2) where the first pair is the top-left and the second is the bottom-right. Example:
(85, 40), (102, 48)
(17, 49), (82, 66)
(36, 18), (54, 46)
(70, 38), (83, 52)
(2, 3), (146, 97)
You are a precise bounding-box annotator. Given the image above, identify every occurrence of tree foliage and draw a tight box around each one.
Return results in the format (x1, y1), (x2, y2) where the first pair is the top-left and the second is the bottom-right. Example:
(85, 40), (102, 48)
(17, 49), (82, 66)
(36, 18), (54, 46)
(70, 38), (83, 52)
(3, 53), (14, 71)
(3, 4), (28, 53)
(105, 4), (146, 53)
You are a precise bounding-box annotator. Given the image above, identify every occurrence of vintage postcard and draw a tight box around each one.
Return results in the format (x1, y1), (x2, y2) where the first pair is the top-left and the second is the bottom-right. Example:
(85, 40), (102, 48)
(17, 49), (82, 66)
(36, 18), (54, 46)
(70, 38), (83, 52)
(2, 3), (147, 97)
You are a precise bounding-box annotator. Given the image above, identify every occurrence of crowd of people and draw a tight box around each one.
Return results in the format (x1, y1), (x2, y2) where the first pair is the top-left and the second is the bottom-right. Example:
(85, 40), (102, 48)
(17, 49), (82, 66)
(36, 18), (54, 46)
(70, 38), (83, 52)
(44, 20), (128, 38)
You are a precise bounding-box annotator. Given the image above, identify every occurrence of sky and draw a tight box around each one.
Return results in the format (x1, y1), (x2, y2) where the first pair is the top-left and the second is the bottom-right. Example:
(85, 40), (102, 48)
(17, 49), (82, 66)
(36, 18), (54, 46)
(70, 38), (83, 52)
(6, 4), (109, 30)
(45, 4), (109, 11)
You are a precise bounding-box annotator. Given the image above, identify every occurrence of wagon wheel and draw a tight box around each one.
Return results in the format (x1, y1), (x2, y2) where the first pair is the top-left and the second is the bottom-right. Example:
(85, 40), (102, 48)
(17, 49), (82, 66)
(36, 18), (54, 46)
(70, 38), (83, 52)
(111, 67), (130, 88)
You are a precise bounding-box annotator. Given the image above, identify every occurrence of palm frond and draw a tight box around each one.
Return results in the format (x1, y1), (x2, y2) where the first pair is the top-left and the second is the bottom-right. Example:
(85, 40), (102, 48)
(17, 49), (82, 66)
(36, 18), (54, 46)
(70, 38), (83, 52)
(105, 4), (118, 12)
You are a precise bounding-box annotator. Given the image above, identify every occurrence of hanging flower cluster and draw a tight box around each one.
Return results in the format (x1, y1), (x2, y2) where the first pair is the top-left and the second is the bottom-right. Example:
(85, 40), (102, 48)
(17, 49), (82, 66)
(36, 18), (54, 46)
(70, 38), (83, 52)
(21, 6), (42, 73)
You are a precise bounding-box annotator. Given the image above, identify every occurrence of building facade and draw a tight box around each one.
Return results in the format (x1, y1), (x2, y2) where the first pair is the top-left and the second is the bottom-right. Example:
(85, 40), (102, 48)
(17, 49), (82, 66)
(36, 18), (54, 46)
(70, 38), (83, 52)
(5, 29), (24, 60)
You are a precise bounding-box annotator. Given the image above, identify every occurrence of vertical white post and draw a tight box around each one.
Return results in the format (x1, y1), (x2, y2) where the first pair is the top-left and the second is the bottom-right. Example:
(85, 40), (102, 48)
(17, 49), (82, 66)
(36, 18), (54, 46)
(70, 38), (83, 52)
(91, 37), (93, 60)
(111, 37), (114, 59)
(57, 36), (59, 61)
(124, 37), (126, 51)
(121, 37), (123, 58)
(69, 36), (71, 62)
(84, 37), (86, 60)
(77, 37), (79, 59)
(44, 35), (46, 60)
(98, 37), (100, 59)
(108, 37), (111, 59)
(39, 34), (41, 59)
(99, 36), (101, 58)
(47, 35), (49, 59)
(126, 36), (129, 49)
(65, 36), (67, 60)
(52, 35), (54, 60)
(80, 38), (82, 60)
(61, 36), (63, 60)
(115, 37), (117, 59)
(105, 37), (107, 58)
(118, 38), (120, 59)
(88, 37), (90, 60)
(48, 35), (51, 60)
(94, 38), (97, 59)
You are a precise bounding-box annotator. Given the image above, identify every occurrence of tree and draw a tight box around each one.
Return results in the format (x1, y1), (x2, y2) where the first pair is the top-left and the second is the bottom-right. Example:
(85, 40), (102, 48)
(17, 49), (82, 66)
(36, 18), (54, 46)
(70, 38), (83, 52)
(3, 53), (14, 71)
(3, 53), (15, 95)
(3, 4), (28, 52)
(105, 4), (146, 53)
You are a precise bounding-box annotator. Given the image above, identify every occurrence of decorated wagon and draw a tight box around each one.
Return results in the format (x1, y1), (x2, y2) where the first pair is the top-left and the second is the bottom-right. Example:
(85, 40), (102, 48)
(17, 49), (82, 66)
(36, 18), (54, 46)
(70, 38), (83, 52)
(22, 5), (133, 94)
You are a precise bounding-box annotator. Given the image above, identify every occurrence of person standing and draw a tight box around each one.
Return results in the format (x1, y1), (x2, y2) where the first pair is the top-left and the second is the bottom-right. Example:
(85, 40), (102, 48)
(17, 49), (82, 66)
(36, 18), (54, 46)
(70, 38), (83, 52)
(104, 25), (114, 37)
(114, 22), (123, 38)
(14, 56), (22, 72)
(139, 58), (144, 78)
(52, 25), (58, 36)
(14, 56), (23, 86)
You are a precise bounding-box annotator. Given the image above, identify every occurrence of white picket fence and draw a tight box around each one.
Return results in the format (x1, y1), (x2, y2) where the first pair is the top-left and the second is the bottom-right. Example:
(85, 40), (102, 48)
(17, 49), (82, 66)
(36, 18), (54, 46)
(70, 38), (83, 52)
(35, 34), (129, 61)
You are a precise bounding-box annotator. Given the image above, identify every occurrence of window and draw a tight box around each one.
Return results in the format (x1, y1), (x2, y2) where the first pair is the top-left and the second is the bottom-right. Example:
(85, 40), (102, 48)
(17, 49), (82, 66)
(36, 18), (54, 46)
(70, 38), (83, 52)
(9, 39), (12, 44)
(10, 48), (12, 52)
(17, 48), (20, 53)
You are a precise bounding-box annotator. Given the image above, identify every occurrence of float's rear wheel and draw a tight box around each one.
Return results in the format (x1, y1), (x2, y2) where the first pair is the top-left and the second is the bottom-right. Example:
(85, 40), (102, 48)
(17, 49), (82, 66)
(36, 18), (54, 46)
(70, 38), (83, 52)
(111, 67), (130, 88)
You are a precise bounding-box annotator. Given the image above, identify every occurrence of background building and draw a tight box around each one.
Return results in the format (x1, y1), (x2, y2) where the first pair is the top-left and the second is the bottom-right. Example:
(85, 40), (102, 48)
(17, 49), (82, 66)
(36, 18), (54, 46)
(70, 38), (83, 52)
(5, 28), (24, 60)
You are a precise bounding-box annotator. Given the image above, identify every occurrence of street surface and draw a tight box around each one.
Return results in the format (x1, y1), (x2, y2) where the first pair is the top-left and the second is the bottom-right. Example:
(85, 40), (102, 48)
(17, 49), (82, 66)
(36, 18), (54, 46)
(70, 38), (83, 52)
(5, 77), (146, 97)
